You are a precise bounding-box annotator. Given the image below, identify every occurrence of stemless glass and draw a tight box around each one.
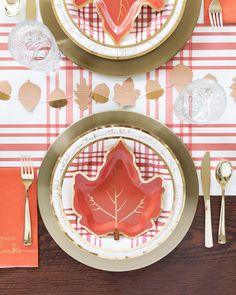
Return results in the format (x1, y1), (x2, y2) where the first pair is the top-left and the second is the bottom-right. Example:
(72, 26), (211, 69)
(8, 21), (61, 74)
(174, 79), (227, 124)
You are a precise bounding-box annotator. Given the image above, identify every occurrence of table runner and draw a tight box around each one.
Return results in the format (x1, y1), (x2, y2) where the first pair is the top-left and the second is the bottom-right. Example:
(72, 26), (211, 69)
(0, 2), (236, 196)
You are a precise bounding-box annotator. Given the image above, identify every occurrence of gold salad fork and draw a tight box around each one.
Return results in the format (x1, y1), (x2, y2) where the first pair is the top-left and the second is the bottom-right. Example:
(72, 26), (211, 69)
(209, 0), (223, 29)
(21, 155), (34, 245)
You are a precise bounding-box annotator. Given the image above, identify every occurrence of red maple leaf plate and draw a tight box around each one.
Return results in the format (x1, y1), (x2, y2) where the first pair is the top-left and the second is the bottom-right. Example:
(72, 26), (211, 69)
(72, 139), (164, 240)
(74, 0), (165, 45)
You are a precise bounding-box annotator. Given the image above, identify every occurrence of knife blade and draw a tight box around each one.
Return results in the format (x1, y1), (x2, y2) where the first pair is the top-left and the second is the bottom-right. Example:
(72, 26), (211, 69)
(201, 151), (213, 248)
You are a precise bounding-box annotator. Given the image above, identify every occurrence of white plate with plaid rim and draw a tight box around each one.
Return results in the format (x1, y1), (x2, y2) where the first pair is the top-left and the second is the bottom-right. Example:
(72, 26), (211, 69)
(51, 126), (185, 260)
(51, 0), (186, 59)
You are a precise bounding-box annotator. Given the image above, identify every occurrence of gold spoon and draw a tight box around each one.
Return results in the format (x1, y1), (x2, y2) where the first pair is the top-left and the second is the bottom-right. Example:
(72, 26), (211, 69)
(215, 160), (233, 244)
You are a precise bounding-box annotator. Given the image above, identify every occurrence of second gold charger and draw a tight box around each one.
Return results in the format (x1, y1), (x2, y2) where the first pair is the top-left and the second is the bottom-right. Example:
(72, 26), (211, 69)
(40, 0), (201, 75)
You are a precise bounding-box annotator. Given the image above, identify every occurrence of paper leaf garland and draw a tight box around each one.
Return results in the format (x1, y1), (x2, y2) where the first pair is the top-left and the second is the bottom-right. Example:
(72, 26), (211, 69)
(74, 78), (91, 111)
(0, 81), (12, 101)
(145, 79), (164, 100)
(170, 64), (193, 92)
(74, 0), (164, 44)
(49, 88), (68, 109)
(114, 78), (140, 107)
(92, 83), (110, 103)
(18, 80), (41, 112)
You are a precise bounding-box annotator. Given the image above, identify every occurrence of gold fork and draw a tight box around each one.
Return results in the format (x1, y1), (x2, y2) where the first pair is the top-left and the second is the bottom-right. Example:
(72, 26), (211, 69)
(209, 0), (223, 29)
(21, 155), (34, 245)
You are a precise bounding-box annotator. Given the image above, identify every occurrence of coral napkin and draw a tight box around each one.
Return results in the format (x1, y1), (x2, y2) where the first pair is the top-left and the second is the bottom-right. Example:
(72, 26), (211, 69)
(204, 0), (236, 24)
(0, 168), (38, 267)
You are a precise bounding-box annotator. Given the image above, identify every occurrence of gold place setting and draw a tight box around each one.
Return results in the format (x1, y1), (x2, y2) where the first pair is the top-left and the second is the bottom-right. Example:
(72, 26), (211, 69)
(1, 0), (236, 282)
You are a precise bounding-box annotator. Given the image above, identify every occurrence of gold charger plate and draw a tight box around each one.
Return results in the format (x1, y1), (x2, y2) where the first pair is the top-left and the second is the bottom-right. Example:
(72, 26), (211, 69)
(38, 111), (199, 272)
(40, 0), (201, 75)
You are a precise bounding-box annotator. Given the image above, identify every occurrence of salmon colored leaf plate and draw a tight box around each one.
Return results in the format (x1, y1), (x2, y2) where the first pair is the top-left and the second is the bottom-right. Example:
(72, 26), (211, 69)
(74, 0), (165, 44)
(51, 0), (186, 59)
(73, 140), (163, 240)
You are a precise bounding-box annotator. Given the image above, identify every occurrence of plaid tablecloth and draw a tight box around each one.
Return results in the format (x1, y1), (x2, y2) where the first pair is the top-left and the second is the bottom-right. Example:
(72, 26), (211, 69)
(0, 1), (236, 196)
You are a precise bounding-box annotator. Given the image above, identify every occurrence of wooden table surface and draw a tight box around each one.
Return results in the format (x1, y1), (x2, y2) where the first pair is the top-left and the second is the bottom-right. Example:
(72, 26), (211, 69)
(0, 196), (236, 295)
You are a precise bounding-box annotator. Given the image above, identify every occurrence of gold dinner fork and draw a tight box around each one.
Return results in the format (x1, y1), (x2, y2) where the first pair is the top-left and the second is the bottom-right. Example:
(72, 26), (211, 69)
(21, 155), (34, 245)
(209, 0), (223, 29)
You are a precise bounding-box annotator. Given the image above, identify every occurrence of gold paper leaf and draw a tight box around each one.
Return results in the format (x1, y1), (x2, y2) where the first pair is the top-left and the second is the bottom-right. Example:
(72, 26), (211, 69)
(92, 83), (110, 103)
(230, 78), (236, 102)
(145, 79), (164, 100)
(170, 64), (193, 92)
(49, 88), (68, 109)
(18, 80), (41, 112)
(74, 78), (91, 111)
(204, 74), (217, 81)
(230, 80), (236, 89)
(0, 81), (12, 101)
(114, 78), (140, 107)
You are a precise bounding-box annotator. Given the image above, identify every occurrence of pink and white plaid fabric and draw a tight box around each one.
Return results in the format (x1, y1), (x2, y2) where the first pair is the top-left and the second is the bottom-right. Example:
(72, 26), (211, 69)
(0, 4), (236, 197)
(66, 1), (174, 44)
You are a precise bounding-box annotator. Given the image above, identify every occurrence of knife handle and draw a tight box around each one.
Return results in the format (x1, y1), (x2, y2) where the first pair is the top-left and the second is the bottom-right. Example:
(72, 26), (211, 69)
(218, 189), (226, 244)
(205, 200), (213, 248)
(26, 0), (36, 20)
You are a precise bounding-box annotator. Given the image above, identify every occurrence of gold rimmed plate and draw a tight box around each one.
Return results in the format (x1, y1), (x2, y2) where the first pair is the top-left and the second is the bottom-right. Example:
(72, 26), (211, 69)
(40, 0), (201, 75)
(38, 111), (198, 271)
(51, 0), (186, 60)
(51, 129), (182, 260)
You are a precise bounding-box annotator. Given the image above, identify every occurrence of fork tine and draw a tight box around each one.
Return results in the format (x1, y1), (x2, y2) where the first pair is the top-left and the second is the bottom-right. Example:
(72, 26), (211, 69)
(23, 155), (27, 174)
(219, 13), (223, 27)
(212, 13), (217, 28)
(28, 155), (34, 175)
(209, 13), (214, 28)
(216, 13), (221, 28)
(26, 155), (30, 174)
(20, 155), (24, 175)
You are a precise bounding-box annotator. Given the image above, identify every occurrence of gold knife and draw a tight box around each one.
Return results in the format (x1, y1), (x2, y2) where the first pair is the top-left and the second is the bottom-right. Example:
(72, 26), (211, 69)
(26, 0), (36, 20)
(201, 151), (213, 248)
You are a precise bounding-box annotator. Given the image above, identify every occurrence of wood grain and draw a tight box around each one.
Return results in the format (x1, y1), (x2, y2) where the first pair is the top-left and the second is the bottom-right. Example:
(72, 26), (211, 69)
(1, 196), (236, 295)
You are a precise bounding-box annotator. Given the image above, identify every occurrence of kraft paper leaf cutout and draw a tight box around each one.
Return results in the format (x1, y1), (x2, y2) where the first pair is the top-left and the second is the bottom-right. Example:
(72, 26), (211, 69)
(18, 80), (41, 112)
(49, 88), (68, 109)
(204, 74), (217, 81)
(74, 78), (91, 111)
(230, 78), (236, 102)
(170, 64), (193, 92)
(0, 81), (12, 101)
(92, 83), (110, 103)
(145, 79), (164, 100)
(74, 0), (164, 44)
(114, 78), (140, 107)
(73, 140), (163, 240)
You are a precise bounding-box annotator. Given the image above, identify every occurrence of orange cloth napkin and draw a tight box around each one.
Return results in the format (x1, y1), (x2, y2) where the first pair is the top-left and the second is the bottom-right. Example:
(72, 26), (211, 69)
(204, 0), (236, 24)
(0, 168), (38, 267)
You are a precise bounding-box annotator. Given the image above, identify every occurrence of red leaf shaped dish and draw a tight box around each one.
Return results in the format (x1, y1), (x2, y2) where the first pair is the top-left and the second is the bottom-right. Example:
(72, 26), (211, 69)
(74, 0), (165, 44)
(73, 139), (164, 240)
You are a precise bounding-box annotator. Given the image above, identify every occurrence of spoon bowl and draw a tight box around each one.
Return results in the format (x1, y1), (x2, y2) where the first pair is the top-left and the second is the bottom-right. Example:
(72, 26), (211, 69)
(215, 161), (233, 187)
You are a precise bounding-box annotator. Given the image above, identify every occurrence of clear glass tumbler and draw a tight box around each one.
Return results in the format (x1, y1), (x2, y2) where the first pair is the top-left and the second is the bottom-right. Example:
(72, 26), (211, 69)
(174, 78), (227, 124)
(8, 21), (61, 74)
